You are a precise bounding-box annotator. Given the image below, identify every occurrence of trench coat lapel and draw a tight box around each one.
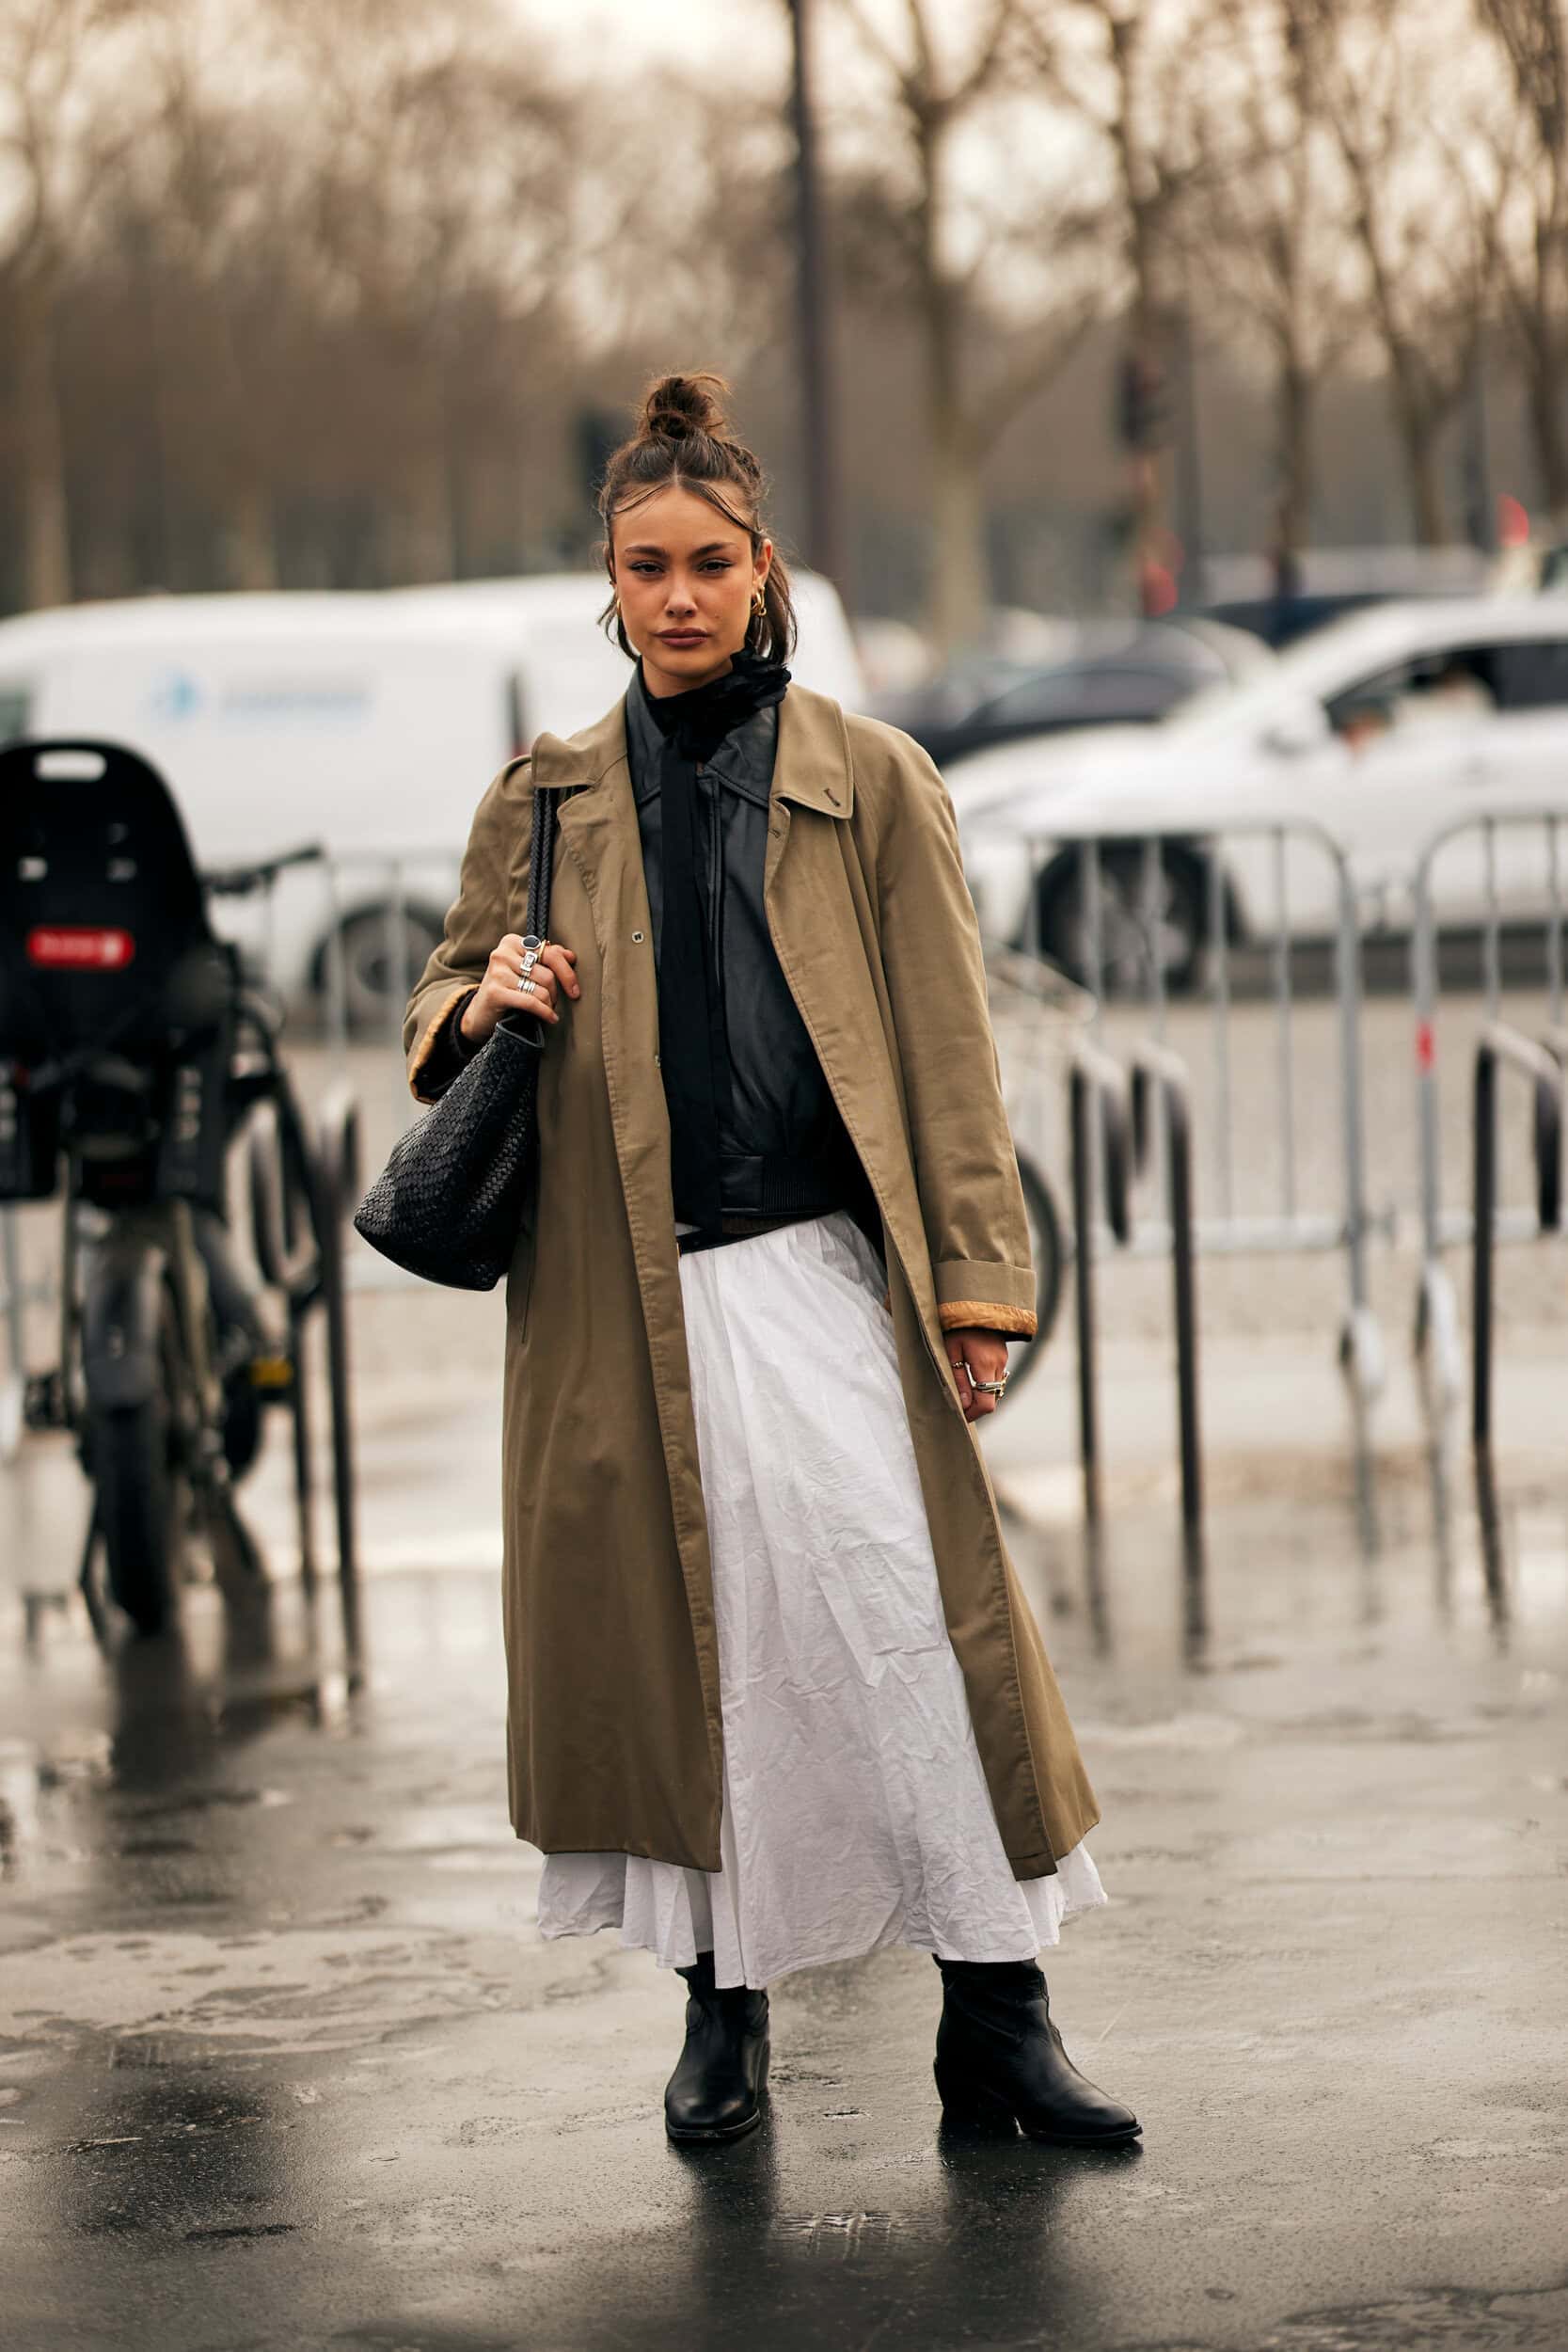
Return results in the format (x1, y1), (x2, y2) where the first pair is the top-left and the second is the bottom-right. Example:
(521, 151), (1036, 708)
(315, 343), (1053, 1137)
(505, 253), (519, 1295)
(531, 702), (725, 1782)
(763, 691), (944, 1356)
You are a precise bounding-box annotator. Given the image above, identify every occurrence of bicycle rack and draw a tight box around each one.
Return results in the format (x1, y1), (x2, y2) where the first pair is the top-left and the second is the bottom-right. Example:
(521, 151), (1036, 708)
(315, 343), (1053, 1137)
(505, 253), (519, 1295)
(248, 1084), (360, 1587)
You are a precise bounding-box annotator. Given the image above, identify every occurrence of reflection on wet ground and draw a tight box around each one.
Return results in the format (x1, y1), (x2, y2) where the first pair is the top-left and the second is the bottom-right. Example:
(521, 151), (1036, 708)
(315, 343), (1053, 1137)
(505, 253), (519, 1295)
(4, 1405), (1567, 2349)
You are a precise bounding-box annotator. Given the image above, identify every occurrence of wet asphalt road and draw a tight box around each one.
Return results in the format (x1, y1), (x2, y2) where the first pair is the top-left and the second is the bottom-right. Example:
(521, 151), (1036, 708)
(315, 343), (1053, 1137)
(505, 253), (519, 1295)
(6, 975), (1568, 2350)
(6, 1347), (1568, 2352)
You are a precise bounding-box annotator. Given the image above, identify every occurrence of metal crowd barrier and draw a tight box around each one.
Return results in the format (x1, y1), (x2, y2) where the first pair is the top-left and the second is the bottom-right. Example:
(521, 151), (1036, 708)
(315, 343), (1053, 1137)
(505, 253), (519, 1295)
(13, 802), (1568, 1488)
(1011, 817), (1383, 1401)
(1067, 1031), (1203, 1531)
(1410, 810), (1568, 1402)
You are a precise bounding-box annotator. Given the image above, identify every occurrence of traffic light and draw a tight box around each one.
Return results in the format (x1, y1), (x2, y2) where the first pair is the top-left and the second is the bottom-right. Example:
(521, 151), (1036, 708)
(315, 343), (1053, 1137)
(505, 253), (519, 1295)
(1116, 350), (1170, 453)
(577, 408), (624, 504)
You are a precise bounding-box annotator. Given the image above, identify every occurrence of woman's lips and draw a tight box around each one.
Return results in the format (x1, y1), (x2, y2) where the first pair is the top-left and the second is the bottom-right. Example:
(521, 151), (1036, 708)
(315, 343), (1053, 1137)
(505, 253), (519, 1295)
(659, 630), (707, 646)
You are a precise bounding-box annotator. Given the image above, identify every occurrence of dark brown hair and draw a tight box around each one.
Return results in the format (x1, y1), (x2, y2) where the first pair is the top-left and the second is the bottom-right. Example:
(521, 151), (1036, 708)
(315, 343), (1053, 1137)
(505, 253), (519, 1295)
(597, 372), (797, 662)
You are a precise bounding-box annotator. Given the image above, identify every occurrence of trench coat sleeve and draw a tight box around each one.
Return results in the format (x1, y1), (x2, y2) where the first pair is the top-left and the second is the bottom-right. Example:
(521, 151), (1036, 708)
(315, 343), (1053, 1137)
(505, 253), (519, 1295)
(402, 756), (531, 1104)
(873, 739), (1037, 1341)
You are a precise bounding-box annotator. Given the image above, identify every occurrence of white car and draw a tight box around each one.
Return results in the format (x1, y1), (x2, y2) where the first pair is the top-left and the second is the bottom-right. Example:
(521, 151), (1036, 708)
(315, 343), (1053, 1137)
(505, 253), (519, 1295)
(952, 598), (1568, 986)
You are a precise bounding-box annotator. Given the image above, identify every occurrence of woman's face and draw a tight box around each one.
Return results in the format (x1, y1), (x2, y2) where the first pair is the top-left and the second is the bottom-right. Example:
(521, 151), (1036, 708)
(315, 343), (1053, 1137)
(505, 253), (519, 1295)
(609, 484), (771, 698)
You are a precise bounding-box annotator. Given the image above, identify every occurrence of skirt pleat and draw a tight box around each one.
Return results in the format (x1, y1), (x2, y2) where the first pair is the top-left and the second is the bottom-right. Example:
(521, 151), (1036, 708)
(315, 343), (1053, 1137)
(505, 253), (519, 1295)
(537, 1209), (1107, 1987)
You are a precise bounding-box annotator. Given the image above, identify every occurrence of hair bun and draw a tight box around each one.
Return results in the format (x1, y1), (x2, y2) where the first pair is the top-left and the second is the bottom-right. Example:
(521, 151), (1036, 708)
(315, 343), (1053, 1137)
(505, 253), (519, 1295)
(641, 371), (729, 444)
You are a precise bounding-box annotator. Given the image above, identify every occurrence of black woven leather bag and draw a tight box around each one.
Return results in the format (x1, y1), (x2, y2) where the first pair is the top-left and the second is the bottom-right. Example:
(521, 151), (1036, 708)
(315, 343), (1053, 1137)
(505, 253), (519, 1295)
(353, 787), (558, 1292)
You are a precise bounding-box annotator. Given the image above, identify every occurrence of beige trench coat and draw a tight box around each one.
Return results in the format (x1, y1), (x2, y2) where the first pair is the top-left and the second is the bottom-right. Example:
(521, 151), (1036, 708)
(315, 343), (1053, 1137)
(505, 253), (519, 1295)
(403, 684), (1100, 1878)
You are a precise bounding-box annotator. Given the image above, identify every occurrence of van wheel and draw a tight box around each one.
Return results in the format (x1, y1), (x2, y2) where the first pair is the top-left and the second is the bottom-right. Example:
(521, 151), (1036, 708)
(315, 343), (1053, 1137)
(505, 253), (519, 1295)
(317, 907), (445, 1033)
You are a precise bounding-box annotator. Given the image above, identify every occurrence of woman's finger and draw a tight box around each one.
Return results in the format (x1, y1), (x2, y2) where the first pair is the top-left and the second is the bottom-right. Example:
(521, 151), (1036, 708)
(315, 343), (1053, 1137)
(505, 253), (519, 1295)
(539, 942), (580, 999)
(496, 977), (559, 1024)
(516, 962), (558, 1008)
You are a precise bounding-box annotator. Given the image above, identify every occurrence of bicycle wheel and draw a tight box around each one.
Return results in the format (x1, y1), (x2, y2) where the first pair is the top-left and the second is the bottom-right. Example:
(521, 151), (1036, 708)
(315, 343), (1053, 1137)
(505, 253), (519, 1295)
(89, 1285), (182, 1637)
(1006, 1152), (1067, 1398)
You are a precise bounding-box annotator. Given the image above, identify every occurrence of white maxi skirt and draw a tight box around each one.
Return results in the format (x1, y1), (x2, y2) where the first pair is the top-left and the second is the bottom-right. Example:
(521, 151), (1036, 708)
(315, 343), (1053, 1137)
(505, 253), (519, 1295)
(537, 1208), (1107, 1988)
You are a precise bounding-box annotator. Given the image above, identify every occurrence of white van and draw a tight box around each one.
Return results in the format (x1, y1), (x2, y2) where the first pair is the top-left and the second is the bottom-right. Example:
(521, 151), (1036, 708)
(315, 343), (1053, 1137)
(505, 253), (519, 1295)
(389, 568), (868, 731)
(0, 576), (867, 1024)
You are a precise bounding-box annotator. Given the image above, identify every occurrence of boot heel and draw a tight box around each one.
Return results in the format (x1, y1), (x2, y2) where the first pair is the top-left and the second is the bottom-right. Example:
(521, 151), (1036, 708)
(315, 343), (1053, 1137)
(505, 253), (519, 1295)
(933, 2062), (1016, 2132)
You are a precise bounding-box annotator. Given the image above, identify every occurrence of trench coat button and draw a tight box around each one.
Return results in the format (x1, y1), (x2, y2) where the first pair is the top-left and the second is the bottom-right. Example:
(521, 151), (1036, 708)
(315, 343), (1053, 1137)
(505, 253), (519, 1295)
(632, 929), (645, 943)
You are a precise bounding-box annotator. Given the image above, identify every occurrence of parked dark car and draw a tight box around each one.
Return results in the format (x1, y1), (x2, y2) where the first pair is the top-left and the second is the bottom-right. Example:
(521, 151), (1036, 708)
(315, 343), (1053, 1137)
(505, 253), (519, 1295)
(876, 619), (1270, 771)
(1203, 592), (1399, 649)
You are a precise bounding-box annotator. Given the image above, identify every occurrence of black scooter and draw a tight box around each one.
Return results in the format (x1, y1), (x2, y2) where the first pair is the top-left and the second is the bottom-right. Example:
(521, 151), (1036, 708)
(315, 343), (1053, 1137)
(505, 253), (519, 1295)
(0, 738), (356, 1635)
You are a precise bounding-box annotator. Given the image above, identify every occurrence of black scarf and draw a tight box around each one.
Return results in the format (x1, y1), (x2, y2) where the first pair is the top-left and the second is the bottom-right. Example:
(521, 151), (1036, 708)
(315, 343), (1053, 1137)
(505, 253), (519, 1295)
(639, 648), (791, 1233)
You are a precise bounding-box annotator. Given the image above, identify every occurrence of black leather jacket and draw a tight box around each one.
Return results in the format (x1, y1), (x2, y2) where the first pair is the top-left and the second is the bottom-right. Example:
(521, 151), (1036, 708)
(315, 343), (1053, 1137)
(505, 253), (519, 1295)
(625, 673), (871, 1235)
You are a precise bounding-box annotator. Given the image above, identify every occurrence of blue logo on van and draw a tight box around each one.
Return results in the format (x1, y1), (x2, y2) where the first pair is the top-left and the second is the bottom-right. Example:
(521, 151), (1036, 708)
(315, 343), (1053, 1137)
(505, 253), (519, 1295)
(149, 669), (204, 723)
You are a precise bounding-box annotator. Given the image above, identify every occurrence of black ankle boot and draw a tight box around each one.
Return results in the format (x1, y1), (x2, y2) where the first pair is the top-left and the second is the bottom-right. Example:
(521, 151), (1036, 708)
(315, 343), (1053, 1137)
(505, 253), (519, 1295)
(933, 1958), (1140, 2146)
(664, 1951), (770, 2144)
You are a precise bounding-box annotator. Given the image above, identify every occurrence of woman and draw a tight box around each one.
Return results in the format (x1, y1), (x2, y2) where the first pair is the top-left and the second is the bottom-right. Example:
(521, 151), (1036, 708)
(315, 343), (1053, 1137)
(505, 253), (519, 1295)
(403, 374), (1138, 2152)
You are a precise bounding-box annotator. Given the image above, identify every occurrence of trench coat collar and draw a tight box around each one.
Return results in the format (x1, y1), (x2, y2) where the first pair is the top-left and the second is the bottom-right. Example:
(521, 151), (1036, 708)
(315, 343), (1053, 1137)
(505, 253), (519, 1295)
(529, 681), (855, 820)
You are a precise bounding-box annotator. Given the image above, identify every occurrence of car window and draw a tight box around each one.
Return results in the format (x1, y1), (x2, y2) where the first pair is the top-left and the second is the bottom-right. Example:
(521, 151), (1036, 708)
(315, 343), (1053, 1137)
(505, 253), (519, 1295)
(1325, 647), (1497, 743)
(988, 664), (1192, 727)
(0, 681), (30, 742)
(1484, 639), (1568, 710)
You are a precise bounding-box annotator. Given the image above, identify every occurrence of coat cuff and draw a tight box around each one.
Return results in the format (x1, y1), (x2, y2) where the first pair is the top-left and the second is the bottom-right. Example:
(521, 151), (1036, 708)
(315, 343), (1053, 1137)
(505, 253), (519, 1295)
(933, 1258), (1038, 1342)
(408, 985), (480, 1104)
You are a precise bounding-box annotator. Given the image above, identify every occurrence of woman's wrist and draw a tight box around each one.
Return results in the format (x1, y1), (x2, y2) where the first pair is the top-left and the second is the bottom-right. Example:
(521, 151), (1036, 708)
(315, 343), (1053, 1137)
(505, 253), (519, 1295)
(456, 990), (490, 1051)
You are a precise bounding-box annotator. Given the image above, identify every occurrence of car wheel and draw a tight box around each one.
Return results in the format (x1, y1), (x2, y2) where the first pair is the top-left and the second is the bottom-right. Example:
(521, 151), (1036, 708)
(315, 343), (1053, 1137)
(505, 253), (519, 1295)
(319, 906), (445, 1033)
(1035, 847), (1206, 996)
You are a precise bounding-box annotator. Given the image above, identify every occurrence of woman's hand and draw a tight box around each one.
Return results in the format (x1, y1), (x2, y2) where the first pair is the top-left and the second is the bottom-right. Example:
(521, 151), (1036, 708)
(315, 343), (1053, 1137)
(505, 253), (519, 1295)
(945, 1327), (1009, 1422)
(460, 934), (579, 1048)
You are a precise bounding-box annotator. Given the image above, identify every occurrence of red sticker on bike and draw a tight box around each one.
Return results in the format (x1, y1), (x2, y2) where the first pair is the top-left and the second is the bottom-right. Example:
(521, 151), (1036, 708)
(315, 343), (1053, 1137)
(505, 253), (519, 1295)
(26, 927), (135, 970)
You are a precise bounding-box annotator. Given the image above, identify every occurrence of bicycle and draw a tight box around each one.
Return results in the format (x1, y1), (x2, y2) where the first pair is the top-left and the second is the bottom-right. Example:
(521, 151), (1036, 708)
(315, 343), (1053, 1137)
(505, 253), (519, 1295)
(0, 738), (356, 1635)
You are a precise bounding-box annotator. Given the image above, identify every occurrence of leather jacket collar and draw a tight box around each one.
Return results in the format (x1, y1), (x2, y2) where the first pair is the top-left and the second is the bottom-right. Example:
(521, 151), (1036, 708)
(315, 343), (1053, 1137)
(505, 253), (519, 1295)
(624, 663), (778, 814)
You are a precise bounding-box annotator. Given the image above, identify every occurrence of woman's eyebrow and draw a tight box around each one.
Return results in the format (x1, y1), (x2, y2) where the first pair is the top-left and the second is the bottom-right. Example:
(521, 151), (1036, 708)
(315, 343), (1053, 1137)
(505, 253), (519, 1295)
(621, 541), (736, 558)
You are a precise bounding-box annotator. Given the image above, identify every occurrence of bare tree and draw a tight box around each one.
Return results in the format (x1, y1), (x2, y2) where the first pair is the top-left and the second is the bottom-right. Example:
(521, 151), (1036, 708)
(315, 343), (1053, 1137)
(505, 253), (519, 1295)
(1310, 0), (1504, 547)
(1187, 0), (1360, 579)
(831, 0), (1109, 650)
(1030, 1), (1209, 607)
(0, 0), (141, 607)
(260, 0), (576, 582)
(1473, 0), (1568, 528)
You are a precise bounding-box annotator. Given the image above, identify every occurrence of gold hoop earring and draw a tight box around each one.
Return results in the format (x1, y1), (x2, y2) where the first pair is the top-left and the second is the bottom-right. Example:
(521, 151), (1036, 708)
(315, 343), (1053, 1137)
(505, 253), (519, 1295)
(752, 584), (767, 617)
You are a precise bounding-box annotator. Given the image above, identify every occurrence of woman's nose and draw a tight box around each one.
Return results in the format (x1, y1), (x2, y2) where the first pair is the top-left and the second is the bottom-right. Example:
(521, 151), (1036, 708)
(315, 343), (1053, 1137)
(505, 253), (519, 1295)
(663, 577), (697, 614)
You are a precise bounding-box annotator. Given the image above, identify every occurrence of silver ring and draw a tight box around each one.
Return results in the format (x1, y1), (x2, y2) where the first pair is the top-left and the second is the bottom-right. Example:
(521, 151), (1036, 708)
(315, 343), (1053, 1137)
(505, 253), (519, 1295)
(970, 1376), (1007, 1396)
(519, 977), (536, 995)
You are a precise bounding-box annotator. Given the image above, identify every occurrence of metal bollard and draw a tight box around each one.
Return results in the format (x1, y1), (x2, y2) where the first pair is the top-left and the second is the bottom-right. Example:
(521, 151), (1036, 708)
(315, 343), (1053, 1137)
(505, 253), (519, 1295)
(1069, 1041), (1131, 1522)
(1470, 1023), (1562, 1450)
(1131, 1041), (1203, 1531)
